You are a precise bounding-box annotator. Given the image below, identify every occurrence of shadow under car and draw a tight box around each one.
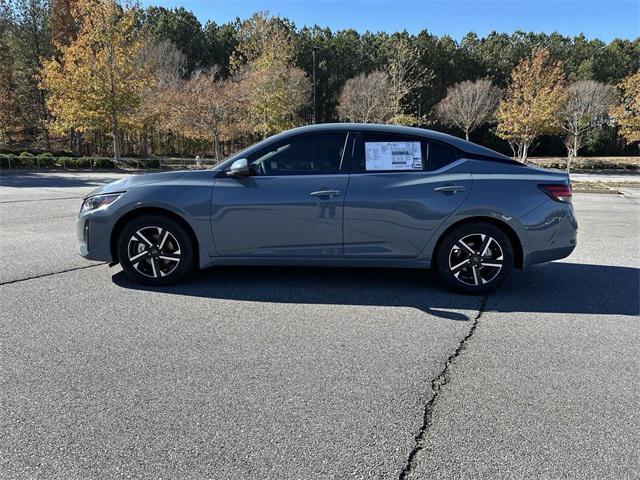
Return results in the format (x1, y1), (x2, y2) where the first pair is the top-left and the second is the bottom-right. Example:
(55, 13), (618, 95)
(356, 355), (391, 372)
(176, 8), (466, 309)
(112, 262), (639, 318)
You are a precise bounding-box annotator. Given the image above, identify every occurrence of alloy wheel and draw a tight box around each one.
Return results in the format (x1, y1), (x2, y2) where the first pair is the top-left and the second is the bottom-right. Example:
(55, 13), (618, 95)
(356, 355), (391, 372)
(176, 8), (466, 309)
(448, 233), (504, 286)
(127, 226), (182, 278)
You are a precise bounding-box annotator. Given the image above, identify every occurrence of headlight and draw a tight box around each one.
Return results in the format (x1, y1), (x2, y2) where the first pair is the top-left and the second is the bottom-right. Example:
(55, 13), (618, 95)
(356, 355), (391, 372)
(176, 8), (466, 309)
(80, 193), (123, 213)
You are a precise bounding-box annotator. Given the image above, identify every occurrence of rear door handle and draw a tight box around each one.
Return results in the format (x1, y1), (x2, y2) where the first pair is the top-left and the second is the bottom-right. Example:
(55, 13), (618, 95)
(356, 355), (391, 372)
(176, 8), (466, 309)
(310, 189), (341, 198)
(434, 185), (466, 193)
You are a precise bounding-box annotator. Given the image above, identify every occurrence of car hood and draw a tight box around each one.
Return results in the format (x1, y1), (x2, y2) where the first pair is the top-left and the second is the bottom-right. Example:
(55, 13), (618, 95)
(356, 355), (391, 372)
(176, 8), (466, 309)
(85, 171), (189, 197)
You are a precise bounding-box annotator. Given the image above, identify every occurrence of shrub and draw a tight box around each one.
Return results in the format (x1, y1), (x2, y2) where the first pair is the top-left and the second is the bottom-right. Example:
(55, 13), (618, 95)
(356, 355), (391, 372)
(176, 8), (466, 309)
(19, 151), (34, 157)
(37, 152), (54, 158)
(18, 156), (37, 167)
(67, 157), (91, 168)
(92, 158), (116, 169)
(55, 157), (73, 168)
(37, 156), (58, 168)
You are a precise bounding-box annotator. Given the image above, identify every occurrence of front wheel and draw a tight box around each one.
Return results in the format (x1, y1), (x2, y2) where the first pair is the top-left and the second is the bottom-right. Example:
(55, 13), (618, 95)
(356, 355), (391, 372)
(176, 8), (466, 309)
(117, 215), (194, 285)
(435, 222), (514, 294)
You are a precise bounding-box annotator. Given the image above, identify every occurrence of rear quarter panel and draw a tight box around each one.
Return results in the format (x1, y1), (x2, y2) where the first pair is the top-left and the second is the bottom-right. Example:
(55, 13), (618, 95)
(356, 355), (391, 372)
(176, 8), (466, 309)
(419, 159), (570, 265)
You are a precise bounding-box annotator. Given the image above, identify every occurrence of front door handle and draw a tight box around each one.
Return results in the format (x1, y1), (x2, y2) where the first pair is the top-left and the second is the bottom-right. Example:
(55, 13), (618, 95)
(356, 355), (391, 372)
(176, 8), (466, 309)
(310, 189), (341, 198)
(434, 185), (466, 193)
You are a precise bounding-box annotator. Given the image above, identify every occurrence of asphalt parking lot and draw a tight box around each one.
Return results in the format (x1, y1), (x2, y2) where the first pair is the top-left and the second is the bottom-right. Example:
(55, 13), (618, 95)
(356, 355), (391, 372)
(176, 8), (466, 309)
(1, 171), (639, 479)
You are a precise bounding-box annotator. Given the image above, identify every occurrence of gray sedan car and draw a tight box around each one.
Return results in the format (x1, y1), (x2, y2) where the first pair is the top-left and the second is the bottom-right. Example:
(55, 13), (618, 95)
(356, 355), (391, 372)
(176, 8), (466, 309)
(77, 124), (577, 293)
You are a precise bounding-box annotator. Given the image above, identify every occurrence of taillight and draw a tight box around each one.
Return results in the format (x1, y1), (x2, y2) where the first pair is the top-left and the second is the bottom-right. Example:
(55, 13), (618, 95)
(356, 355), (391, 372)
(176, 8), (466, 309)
(539, 184), (572, 203)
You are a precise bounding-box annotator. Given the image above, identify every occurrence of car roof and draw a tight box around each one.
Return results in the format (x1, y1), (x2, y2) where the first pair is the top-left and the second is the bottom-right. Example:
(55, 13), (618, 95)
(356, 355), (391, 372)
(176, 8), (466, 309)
(270, 123), (512, 161)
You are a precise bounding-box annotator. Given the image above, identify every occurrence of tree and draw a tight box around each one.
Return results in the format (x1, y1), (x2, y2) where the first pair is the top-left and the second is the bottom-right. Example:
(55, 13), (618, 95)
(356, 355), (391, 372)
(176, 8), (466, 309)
(560, 80), (616, 172)
(136, 38), (186, 157)
(40, 0), (151, 160)
(231, 13), (311, 138)
(496, 49), (568, 161)
(229, 12), (294, 70)
(337, 71), (392, 123)
(142, 6), (205, 74)
(386, 34), (432, 123)
(203, 20), (237, 75)
(239, 59), (311, 138)
(598, 39), (640, 84)
(168, 67), (243, 160)
(50, 0), (78, 50)
(609, 71), (640, 145)
(0, 1), (22, 144)
(11, 0), (51, 147)
(293, 26), (388, 123)
(436, 79), (502, 140)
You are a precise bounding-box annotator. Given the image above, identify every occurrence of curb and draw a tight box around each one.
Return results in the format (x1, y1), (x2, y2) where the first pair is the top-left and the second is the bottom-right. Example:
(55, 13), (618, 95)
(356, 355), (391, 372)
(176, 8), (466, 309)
(572, 189), (619, 194)
(0, 168), (189, 175)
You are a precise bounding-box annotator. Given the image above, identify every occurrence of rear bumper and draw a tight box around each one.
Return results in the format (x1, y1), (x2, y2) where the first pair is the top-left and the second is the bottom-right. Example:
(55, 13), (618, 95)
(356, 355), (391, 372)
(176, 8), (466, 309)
(519, 200), (578, 268)
(524, 245), (576, 266)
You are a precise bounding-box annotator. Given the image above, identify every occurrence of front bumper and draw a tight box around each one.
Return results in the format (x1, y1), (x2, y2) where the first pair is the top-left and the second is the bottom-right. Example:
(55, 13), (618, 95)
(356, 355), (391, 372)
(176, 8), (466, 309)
(76, 210), (114, 262)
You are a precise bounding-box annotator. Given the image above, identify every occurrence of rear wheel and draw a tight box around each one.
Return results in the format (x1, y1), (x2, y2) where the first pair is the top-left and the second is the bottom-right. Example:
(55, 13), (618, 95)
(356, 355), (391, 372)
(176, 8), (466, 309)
(117, 215), (194, 285)
(435, 222), (514, 294)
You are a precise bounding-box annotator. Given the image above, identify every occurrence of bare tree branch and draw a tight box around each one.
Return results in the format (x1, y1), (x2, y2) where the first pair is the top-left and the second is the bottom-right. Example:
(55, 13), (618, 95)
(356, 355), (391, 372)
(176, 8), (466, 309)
(337, 71), (393, 123)
(436, 79), (502, 140)
(386, 36), (433, 122)
(560, 80), (616, 172)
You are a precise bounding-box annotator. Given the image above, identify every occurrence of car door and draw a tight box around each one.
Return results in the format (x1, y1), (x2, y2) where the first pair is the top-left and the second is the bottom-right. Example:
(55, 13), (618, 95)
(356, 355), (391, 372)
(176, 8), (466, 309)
(211, 131), (350, 257)
(343, 132), (472, 258)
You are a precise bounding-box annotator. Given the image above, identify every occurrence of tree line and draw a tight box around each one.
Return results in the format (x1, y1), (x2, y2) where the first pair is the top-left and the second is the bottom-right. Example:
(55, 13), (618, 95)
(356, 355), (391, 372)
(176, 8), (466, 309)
(1, 0), (639, 165)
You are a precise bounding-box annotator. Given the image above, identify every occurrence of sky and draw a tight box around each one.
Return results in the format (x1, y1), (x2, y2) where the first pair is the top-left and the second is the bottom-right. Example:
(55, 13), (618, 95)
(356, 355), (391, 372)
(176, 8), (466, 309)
(140, 0), (640, 42)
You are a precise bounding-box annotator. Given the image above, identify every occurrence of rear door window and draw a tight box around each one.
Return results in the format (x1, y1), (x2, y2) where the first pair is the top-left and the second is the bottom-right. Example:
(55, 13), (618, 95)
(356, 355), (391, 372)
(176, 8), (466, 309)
(353, 132), (460, 173)
(354, 132), (427, 173)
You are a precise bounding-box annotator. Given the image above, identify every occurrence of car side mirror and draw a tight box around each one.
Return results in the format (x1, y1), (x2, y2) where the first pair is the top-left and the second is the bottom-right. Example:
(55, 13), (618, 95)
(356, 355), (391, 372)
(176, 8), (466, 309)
(227, 158), (251, 177)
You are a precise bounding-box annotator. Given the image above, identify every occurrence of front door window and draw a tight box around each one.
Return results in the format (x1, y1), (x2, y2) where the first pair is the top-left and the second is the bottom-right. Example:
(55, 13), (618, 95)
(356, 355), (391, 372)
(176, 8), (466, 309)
(248, 133), (348, 176)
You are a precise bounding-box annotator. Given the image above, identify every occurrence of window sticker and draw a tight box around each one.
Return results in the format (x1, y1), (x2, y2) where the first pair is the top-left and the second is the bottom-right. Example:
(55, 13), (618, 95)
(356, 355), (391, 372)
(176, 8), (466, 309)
(365, 142), (422, 171)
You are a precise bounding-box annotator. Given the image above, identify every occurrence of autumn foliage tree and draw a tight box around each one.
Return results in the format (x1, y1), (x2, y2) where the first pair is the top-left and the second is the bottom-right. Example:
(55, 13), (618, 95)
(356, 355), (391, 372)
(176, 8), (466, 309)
(240, 59), (310, 138)
(230, 13), (311, 138)
(436, 79), (502, 140)
(169, 67), (243, 160)
(136, 38), (186, 157)
(610, 71), (640, 146)
(496, 49), (568, 161)
(40, 0), (151, 159)
(49, 0), (78, 50)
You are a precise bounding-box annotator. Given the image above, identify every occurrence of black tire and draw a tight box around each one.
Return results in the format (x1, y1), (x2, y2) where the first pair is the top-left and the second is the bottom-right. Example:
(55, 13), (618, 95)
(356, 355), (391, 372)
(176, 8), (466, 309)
(435, 222), (514, 294)
(117, 214), (194, 285)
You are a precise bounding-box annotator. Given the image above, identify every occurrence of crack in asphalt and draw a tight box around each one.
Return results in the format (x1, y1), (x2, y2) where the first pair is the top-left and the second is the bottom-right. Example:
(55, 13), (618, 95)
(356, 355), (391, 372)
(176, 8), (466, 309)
(398, 294), (488, 480)
(0, 263), (108, 286)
